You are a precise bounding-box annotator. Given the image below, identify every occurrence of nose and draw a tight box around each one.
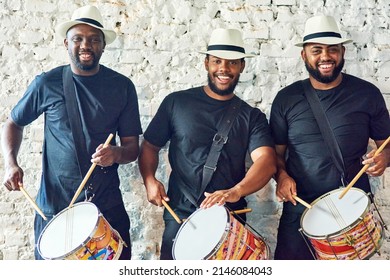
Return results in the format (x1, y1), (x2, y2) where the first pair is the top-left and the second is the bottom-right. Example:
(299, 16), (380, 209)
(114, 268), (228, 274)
(320, 49), (331, 60)
(80, 38), (92, 49)
(218, 59), (230, 72)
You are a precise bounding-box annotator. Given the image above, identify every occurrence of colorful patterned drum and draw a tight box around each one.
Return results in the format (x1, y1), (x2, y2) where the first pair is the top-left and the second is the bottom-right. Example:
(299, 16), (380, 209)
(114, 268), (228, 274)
(300, 188), (384, 260)
(37, 202), (124, 260)
(172, 205), (269, 260)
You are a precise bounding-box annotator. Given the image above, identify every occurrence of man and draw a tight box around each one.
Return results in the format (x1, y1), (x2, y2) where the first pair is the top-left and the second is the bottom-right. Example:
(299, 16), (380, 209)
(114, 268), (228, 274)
(270, 15), (390, 259)
(138, 28), (276, 260)
(1, 5), (142, 260)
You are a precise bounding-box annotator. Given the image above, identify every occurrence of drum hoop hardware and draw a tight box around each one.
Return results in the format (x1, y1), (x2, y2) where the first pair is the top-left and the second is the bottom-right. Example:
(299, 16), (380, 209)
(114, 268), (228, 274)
(224, 205), (270, 258)
(91, 220), (109, 242)
(368, 192), (388, 230)
(325, 235), (340, 260)
(359, 216), (382, 259)
(298, 228), (317, 260)
(205, 225), (231, 260)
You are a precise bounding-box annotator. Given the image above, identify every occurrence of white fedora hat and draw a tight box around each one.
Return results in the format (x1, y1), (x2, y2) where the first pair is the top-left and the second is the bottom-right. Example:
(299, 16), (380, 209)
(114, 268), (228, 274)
(199, 28), (255, 59)
(295, 15), (353, 47)
(55, 5), (117, 44)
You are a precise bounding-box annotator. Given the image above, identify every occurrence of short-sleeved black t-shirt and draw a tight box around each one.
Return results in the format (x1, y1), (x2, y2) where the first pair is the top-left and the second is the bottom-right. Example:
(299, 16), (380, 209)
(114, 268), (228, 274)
(143, 86), (274, 218)
(270, 74), (390, 203)
(11, 65), (142, 215)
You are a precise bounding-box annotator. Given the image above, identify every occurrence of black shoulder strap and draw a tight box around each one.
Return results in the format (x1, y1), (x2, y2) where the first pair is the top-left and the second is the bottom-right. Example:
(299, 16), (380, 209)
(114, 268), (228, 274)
(62, 65), (90, 177)
(198, 97), (242, 201)
(301, 79), (347, 185)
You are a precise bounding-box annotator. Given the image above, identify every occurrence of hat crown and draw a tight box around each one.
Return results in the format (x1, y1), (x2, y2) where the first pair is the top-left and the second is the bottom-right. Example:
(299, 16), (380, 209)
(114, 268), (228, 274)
(208, 28), (244, 48)
(295, 15), (353, 47)
(56, 5), (117, 44)
(71, 5), (104, 27)
(199, 28), (254, 59)
(303, 15), (341, 37)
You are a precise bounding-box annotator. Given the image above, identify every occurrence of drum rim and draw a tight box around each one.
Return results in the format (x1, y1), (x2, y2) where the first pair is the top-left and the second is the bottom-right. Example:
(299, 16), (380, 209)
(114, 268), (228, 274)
(300, 187), (371, 239)
(37, 201), (102, 260)
(172, 206), (230, 260)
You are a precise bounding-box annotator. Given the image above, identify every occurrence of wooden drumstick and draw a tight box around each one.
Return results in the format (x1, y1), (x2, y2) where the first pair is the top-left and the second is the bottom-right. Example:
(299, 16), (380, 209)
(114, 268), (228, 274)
(19, 183), (47, 220)
(293, 195), (312, 209)
(231, 208), (252, 215)
(339, 136), (390, 199)
(161, 199), (182, 224)
(69, 133), (114, 208)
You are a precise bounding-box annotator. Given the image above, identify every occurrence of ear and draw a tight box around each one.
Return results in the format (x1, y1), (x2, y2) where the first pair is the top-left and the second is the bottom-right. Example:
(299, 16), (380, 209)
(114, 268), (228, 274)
(240, 60), (245, 73)
(64, 38), (68, 49)
(204, 57), (209, 71)
(300, 49), (306, 61)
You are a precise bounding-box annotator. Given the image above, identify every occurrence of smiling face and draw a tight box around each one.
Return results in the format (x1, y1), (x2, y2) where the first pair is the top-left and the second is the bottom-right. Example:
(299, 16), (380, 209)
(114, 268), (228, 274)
(302, 43), (345, 89)
(64, 24), (106, 76)
(204, 55), (245, 100)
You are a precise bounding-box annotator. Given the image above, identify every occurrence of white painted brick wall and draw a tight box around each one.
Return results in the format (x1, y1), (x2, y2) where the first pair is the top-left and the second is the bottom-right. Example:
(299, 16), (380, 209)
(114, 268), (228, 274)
(0, 0), (389, 260)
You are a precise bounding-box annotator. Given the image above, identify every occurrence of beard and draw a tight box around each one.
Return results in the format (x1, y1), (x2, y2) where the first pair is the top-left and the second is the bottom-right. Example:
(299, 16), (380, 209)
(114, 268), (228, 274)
(305, 58), (345, 84)
(68, 50), (101, 72)
(207, 74), (239, 96)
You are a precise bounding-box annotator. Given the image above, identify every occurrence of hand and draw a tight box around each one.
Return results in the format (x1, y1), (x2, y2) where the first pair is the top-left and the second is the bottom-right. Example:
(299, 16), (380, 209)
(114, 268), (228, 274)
(362, 149), (388, 177)
(144, 179), (169, 207)
(200, 188), (241, 209)
(91, 144), (116, 167)
(275, 175), (297, 206)
(3, 164), (23, 191)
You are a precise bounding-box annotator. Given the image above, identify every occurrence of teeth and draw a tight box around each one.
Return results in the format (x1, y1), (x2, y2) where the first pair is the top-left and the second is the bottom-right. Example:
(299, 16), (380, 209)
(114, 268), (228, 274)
(319, 64), (332, 69)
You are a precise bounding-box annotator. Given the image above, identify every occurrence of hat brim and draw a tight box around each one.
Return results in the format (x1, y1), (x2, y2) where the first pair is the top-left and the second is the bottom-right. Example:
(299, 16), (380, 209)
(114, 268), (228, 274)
(295, 37), (353, 47)
(199, 50), (255, 60)
(55, 20), (117, 44)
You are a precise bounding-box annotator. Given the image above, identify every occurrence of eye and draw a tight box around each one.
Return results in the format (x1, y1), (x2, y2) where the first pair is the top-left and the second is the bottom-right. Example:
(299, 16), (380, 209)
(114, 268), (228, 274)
(71, 36), (82, 42)
(91, 37), (102, 43)
(311, 49), (321, 55)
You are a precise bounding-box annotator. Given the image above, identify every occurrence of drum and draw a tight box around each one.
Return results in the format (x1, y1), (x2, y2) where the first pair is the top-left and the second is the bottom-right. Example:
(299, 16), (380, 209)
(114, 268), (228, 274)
(172, 205), (269, 260)
(300, 188), (384, 260)
(37, 202), (124, 260)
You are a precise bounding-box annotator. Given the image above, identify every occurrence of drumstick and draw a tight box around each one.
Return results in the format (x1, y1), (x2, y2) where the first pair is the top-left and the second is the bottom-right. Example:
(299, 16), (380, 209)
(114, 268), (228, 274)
(231, 208), (252, 215)
(68, 133), (114, 208)
(339, 136), (390, 199)
(293, 195), (312, 209)
(19, 183), (47, 220)
(162, 200), (182, 224)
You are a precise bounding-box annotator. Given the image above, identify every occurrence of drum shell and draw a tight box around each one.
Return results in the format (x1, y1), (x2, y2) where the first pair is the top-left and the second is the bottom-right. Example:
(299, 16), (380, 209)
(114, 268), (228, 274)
(37, 202), (124, 260)
(172, 205), (269, 260)
(300, 188), (384, 260)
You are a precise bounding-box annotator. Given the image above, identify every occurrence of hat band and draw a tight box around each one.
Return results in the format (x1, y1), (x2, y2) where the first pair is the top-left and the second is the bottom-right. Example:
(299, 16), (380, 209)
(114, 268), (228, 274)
(207, 45), (245, 54)
(75, 18), (104, 28)
(303, 31), (342, 42)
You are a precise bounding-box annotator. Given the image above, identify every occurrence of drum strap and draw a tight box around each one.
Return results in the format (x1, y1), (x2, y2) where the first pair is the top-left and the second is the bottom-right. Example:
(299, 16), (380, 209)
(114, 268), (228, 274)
(62, 65), (90, 178)
(198, 97), (242, 202)
(301, 79), (347, 186)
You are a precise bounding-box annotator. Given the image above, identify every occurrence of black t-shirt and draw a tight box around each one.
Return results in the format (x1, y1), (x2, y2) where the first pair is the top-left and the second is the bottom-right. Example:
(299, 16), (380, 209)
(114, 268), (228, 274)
(270, 74), (390, 203)
(11, 65), (142, 215)
(143, 86), (274, 218)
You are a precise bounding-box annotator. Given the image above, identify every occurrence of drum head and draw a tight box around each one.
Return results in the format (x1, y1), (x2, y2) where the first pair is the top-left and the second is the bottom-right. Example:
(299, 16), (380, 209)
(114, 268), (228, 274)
(172, 205), (229, 260)
(301, 188), (369, 238)
(38, 202), (100, 259)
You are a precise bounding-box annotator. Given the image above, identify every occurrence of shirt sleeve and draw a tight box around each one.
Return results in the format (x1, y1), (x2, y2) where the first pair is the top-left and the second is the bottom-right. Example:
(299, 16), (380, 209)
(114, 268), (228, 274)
(143, 94), (174, 148)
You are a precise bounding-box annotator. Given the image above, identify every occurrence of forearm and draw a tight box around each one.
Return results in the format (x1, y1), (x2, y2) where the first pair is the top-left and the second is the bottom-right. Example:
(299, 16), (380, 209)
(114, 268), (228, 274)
(112, 145), (139, 164)
(113, 136), (139, 164)
(1, 119), (23, 167)
(138, 141), (160, 185)
(232, 147), (277, 197)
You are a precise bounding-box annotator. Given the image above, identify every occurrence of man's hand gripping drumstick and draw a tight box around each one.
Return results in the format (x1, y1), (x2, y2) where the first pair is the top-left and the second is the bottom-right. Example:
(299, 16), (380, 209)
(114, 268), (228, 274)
(69, 133), (114, 208)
